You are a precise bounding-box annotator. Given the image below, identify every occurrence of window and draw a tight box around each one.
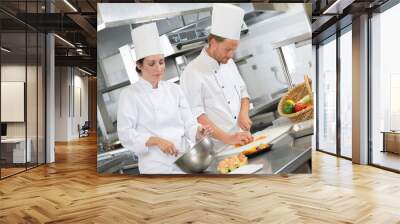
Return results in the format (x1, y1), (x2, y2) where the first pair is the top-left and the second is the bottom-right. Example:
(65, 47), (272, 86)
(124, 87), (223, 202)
(0, 1), (46, 179)
(339, 27), (352, 158)
(317, 36), (337, 154)
(370, 3), (400, 171)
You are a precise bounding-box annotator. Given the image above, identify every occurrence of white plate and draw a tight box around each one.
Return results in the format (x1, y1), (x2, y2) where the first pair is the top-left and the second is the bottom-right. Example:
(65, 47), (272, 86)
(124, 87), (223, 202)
(229, 164), (263, 174)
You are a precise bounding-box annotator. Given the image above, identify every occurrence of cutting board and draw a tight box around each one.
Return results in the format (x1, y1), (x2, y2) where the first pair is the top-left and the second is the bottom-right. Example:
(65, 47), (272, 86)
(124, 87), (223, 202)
(217, 124), (293, 157)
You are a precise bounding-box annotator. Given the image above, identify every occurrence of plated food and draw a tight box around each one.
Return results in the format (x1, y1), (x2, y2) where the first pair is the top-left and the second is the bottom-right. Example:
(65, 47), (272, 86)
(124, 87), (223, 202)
(242, 143), (270, 156)
(217, 153), (248, 174)
(235, 135), (267, 148)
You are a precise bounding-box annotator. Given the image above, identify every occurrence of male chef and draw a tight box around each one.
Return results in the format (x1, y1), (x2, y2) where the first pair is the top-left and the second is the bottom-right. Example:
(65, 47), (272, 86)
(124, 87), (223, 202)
(180, 3), (253, 150)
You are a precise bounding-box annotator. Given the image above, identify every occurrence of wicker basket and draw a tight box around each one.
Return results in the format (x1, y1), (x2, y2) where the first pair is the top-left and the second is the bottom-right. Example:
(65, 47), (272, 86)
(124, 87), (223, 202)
(278, 75), (313, 123)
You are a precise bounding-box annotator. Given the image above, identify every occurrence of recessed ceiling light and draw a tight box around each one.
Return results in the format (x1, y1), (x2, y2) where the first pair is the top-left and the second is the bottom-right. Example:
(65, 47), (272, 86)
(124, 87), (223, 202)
(63, 0), (78, 12)
(78, 67), (93, 76)
(322, 0), (354, 15)
(54, 34), (75, 48)
(1, 47), (11, 53)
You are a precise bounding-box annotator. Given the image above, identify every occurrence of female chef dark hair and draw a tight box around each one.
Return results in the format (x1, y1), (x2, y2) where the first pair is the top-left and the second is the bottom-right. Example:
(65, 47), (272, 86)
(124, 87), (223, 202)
(136, 58), (144, 74)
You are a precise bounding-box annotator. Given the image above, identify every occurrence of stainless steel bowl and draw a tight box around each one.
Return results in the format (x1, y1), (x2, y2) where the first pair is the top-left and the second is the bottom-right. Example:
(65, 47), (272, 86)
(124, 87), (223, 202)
(175, 136), (215, 173)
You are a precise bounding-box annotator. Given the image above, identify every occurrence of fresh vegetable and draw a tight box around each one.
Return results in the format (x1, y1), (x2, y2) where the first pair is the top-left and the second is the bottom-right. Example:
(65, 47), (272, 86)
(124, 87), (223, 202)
(294, 102), (307, 112)
(283, 99), (295, 114)
(286, 99), (295, 105)
(298, 95), (312, 104)
(282, 95), (312, 114)
(283, 103), (294, 114)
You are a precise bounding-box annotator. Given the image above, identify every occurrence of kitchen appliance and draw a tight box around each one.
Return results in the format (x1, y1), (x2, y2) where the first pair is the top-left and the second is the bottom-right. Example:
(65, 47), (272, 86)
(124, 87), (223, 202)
(175, 136), (215, 173)
(250, 111), (275, 132)
(290, 119), (314, 139)
(97, 148), (138, 174)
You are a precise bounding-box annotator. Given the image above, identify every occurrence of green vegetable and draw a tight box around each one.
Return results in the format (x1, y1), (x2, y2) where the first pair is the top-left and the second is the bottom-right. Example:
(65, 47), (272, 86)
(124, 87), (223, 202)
(283, 102), (294, 114)
(298, 95), (311, 104)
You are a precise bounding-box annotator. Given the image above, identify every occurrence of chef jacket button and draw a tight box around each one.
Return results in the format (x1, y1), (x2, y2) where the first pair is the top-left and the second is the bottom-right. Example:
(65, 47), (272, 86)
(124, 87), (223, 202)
(228, 101), (230, 104)
(234, 116), (237, 119)
(222, 86), (224, 88)
(214, 70), (217, 73)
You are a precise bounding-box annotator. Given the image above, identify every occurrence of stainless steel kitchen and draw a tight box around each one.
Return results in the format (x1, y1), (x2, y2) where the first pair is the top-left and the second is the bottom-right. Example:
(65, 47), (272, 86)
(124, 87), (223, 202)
(1, 0), (400, 222)
(96, 3), (314, 175)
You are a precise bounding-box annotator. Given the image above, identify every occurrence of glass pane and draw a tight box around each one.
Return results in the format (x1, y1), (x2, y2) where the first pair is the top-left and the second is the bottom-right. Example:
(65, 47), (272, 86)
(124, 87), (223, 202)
(282, 43), (313, 85)
(1, 31), (27, 177)
(340, 29), (352, 158)
(100, 53), (129, 88)
(27, 31), (38, 169)
(38, 33), (45, 164)
(371, 3), (400, 171)
(317, 37), (337, 154)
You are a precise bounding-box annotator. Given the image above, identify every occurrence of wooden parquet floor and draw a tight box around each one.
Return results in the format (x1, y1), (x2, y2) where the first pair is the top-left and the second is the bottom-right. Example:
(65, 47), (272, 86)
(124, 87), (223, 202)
(1, 167), (26, 178)
(0, 134), (400, 224)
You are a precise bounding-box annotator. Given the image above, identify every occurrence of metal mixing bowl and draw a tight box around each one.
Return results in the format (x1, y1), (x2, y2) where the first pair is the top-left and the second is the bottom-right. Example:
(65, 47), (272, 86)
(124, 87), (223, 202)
(174, 136), (215, 173)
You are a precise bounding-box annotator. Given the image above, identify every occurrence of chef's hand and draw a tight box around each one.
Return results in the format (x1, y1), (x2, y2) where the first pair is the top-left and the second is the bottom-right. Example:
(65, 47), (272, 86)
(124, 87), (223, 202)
(225, 131), (253, 146)
(196, 125), (213, 140)
(238, 111), (252, 132)
(154, 137), (179, 157)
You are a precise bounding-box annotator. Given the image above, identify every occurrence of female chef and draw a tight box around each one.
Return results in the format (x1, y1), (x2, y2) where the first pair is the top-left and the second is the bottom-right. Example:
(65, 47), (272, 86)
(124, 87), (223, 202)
(117, 23), (210, 174)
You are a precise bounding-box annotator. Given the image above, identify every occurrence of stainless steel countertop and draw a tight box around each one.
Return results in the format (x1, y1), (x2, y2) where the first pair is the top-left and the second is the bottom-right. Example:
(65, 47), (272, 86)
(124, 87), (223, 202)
(99, 127), (312, 175)
(204, 134), (312, 174)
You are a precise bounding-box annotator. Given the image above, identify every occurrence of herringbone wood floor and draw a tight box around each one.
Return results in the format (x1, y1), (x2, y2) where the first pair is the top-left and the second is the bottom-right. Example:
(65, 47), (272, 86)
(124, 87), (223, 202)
(1, 134), (400, 224)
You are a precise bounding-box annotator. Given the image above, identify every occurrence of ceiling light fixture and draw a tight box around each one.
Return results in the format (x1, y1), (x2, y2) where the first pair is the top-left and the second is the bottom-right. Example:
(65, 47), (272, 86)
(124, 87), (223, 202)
(78, 67), (93, 76)
(54, 34), (75, 48)
(322, 0), (354, 15)
(63, 0), (78, 12)
(1, 47), (11, 53)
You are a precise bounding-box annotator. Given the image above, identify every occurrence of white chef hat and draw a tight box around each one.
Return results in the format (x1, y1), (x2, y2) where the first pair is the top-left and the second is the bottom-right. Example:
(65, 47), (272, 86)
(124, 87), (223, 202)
(210, 3), (245, 41)
(131, 23), (163, 61)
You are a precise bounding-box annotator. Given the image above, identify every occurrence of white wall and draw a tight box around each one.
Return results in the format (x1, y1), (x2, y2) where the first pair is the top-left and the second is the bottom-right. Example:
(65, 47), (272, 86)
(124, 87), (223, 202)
(71, 73), (89, 138)
(55, 66), (68, 141)
(1, 65), (40, 137)
(1, 65), (26, 131)
(54, 67), (89, 141)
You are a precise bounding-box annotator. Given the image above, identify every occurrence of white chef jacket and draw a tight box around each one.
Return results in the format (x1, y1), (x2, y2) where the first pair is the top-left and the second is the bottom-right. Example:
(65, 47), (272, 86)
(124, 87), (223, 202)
(117, 77), (198, 174)
(180, 48), (250, 148)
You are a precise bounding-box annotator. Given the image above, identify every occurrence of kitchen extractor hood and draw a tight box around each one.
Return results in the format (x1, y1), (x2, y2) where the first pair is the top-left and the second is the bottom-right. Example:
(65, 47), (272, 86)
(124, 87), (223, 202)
(165, 23), (249, 51)
(98, 3), (214, 31)
(128, 17), (249, 58)
(100, 3), (286, 57)
(101, 3), (299, 67)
